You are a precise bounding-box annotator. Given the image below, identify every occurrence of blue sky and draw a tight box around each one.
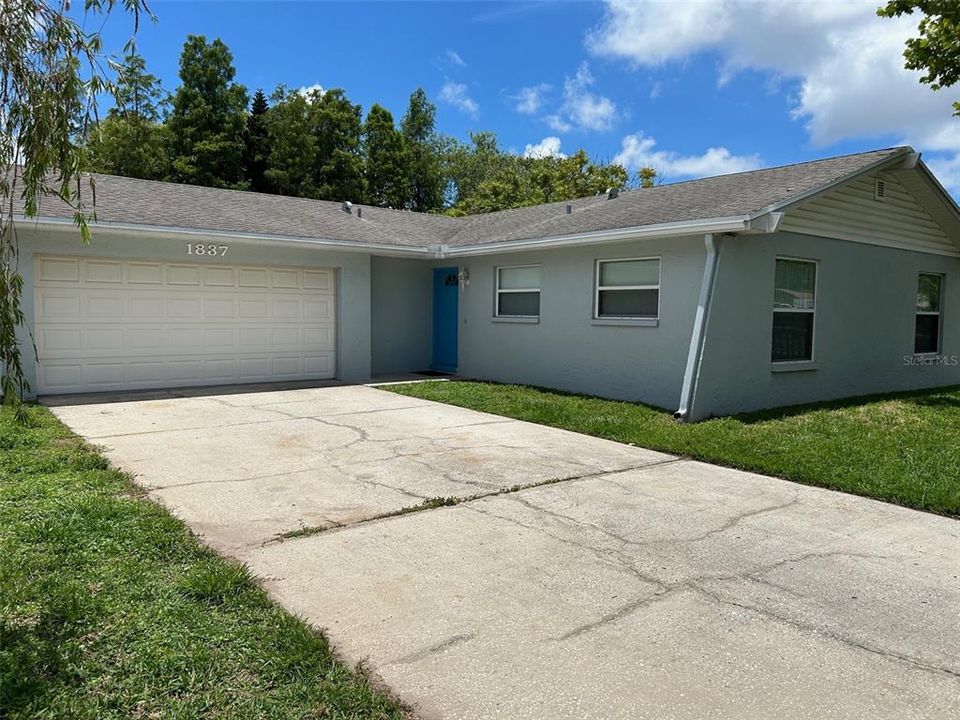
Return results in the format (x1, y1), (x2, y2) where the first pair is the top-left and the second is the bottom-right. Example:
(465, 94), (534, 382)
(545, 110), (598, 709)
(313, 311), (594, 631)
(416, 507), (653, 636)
(95, 1), (960, 193)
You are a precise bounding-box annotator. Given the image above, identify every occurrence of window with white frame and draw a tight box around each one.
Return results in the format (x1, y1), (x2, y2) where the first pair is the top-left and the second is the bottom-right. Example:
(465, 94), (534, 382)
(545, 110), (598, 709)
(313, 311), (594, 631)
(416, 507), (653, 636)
(915, 273), (943, 354)
(594, 258), (660, 319)
(771, 258), (817, 363)
(496, 265), (541, 317)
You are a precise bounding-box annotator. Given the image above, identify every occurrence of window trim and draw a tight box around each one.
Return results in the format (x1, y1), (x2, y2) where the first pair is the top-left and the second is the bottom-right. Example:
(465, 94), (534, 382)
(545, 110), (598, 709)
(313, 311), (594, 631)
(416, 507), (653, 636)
(771, 256), (819, 366)
(914, 272), (944, 356)
(593, 256), (661, 321)
(495, 263), (541, 319)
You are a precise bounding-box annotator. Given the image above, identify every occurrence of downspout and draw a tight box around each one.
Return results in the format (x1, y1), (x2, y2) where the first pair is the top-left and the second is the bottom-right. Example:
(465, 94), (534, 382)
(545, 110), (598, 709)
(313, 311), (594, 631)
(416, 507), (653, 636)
(675, 233), (721, 421)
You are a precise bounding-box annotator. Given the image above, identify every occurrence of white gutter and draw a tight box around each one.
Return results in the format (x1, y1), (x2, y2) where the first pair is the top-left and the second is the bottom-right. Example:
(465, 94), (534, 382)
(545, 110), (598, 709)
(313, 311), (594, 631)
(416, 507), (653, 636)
(12, 215), (436, 258)
(675, 233), (720, 421)
(441, 216), (752, 257)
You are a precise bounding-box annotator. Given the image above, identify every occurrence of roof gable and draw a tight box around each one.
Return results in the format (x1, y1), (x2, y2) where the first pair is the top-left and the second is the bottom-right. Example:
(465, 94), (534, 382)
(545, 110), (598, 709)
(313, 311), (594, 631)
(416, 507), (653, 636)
(779, 166), (960, 257)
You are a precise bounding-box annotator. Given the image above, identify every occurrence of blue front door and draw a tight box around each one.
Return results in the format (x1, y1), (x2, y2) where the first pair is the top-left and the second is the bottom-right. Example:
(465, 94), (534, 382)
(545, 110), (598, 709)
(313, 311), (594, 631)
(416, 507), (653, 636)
(432, 267), (459, 372)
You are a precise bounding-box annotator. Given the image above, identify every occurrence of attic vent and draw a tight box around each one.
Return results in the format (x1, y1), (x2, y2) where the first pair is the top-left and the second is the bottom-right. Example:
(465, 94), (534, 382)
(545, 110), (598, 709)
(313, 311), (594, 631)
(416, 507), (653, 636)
(341, 201), (353, 214)
(607, 188), (619, 200)
(874, 178), (886, 201)
(565, 204), (572, 214)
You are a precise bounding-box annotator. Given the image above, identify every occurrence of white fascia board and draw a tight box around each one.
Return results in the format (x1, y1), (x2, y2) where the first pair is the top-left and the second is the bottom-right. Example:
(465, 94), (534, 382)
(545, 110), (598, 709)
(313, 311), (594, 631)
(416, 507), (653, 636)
(12, 215), (435, 258)
(441, 216), (752, 257)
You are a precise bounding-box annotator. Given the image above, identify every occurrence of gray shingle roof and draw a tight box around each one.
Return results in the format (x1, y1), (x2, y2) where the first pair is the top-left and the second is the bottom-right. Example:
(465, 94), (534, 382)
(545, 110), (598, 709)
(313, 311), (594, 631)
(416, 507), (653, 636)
(447, 147), (907, 247)
(16, 147), (909, 251)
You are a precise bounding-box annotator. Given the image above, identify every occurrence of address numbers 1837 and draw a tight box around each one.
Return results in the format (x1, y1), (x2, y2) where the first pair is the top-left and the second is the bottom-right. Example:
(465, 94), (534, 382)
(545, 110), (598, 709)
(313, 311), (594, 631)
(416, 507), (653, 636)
(186, 243), (229, 257)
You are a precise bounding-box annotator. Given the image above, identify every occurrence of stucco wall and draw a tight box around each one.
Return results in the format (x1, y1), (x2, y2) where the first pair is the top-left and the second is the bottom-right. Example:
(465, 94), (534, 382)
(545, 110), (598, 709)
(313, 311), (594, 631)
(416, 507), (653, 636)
(690, 231), (960, 420)
(370, 256), (432, 375)
(16, 224), (375, 397)
(451, 236), (708, 411)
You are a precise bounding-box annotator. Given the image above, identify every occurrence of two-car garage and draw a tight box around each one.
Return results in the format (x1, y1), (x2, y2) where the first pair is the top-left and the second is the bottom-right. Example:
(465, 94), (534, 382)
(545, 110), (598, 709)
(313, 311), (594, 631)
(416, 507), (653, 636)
(32, 255), (337, 394)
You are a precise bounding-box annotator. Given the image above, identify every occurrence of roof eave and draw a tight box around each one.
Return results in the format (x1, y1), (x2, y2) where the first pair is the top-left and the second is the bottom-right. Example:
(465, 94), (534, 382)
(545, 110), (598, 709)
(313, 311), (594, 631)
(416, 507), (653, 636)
(442, 216), (753, 257)
(12, 215), (436, 258)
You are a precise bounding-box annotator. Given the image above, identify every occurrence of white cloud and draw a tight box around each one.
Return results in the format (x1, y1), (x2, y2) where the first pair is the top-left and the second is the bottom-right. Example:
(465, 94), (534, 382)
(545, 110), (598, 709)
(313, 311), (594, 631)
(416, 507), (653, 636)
(588, 0), (960, 193)
(446, 49), (467, 67)
(439, 80), (479, 116)
(544, 114), (573, 133)
(523, 136), (566, 159)
(297, 84), (325, 100)
(925, 154), (960, 197)
(513, 83), (551, 115)
(558, 63), (618, 132)
(614, 132), (762, 179)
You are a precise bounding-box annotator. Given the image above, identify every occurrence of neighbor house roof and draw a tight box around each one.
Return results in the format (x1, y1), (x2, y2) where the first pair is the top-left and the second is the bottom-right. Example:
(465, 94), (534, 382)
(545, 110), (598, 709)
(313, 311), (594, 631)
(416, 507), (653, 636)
(12, 146), (958, 255)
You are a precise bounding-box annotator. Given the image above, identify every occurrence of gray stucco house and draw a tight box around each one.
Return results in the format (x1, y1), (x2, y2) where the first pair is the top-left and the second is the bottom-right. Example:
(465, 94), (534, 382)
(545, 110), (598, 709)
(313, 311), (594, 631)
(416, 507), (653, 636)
(13, 146), (960, 420)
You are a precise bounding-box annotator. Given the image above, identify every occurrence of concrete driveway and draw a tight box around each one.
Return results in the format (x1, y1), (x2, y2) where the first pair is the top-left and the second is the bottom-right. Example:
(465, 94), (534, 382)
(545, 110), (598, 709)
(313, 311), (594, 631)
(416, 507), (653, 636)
(48, 384), (960, 719)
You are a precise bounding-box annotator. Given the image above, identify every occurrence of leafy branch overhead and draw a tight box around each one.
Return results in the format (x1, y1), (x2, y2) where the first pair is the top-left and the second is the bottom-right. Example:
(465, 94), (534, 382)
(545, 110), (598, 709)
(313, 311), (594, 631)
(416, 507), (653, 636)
(879, 1), (960, 116)
(1, 0), (151, 415)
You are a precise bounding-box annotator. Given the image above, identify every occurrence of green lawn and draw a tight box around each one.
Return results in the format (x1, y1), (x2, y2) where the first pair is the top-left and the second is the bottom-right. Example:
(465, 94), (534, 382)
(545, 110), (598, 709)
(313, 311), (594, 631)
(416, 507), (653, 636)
(0, 405), (407, 719)
(388, 381), (960, 517)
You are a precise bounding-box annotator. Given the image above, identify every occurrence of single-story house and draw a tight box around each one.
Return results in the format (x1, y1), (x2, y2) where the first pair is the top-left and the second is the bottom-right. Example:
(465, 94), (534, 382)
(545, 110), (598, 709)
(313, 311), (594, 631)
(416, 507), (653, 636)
(11, 145), (960, 420)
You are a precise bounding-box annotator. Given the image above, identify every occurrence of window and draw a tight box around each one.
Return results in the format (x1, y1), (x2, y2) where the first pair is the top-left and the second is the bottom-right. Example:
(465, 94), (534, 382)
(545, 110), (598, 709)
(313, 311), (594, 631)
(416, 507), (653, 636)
(915, 273), (943, 354)
(595, 258), (660, 319)
(496, 265), (541, 317)
(772, 258), (817, 363)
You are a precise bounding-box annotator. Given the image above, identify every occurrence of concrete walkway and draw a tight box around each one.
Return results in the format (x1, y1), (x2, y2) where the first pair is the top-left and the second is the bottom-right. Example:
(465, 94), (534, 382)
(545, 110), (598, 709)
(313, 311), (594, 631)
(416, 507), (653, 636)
(48, 384), (960, 719)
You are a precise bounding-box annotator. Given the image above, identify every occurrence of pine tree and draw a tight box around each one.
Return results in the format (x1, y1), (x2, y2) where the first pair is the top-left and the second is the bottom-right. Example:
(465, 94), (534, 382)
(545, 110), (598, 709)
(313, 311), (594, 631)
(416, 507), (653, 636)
(363, 104), (409, 208)
(166, 35), (248, 188)
(401, 88), (444, 212)
(84, 51), (169, 180)
(243, 89), (270, 193)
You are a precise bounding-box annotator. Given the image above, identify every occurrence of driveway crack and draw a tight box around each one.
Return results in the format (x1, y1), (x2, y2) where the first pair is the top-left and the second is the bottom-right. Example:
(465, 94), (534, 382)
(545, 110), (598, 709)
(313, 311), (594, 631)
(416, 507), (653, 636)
(384, 633), (477, 666)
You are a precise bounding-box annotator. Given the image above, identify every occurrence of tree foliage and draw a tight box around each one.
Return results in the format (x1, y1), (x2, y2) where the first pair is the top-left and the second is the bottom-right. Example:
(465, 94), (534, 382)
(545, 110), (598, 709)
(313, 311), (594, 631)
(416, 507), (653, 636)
(444, 139), (631, 216)
(263, 87), (317, 197)
(243, 89), (270, 193)
(167, 35), (248, 187)
(401, 88), (444, 212)
(879, 1), (960, 115)
(311, 88), (365, 202)
(1, 0), (149, 414)
(74, 38), (642, 215)
(84, 51), (169, 180)
(364, 104), (409, 208)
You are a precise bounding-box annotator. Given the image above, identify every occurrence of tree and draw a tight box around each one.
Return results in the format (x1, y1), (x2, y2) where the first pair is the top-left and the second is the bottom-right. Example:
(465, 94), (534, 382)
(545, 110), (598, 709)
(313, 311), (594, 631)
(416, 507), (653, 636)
(634, 167), (658, 188)
(446, 143), (630, 216)
(401, 88), (444, 212)
(167, 35), (248, 188)
(243, 89), (270, 193)
(879, 1), (960, 115)
(442, 131), (513, 207)
(264, 87), (317, 198)
(84, 51), (169, 180)
(310, 88), (365, 202)
(364, 104), (409, 208)
(1, 0), (149, 414)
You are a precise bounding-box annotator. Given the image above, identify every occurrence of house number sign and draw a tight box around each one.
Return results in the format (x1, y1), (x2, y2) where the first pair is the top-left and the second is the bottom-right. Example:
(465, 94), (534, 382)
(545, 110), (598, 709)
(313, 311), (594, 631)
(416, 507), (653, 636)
(186, 243), (230, 257)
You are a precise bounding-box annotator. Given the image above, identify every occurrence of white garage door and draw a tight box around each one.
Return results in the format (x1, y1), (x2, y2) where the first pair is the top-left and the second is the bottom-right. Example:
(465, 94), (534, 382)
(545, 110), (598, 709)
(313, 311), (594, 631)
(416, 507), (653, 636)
(33, 255), (336, 394)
